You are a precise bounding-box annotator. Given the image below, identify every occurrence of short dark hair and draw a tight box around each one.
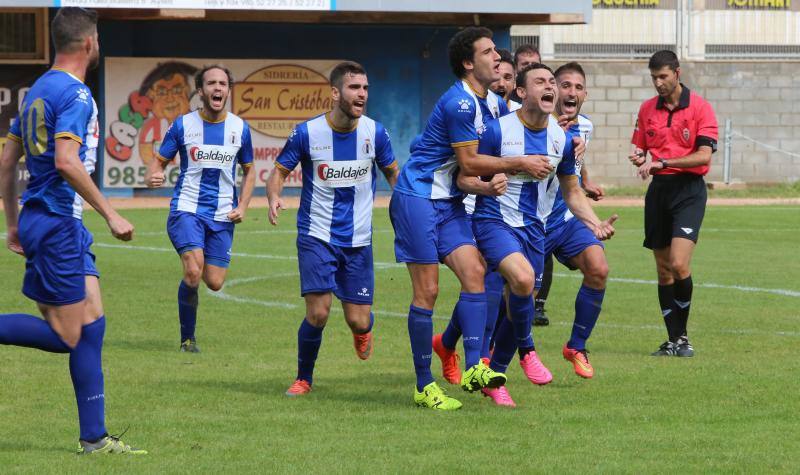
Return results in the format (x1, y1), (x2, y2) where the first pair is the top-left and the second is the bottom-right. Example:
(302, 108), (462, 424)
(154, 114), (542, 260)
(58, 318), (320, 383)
(329, 61), (367, 90)
(648, 50), (680, 71)
(516, 63), (554, 89)
(497, 48), (514, 68)
(513, 44), (540, 65)
(51, 7), (98, 53)
(195, 64), (234, 90)
(554, 62), (586, 81)
(139, 61), (198, 96)
(448, 26), (494, 78)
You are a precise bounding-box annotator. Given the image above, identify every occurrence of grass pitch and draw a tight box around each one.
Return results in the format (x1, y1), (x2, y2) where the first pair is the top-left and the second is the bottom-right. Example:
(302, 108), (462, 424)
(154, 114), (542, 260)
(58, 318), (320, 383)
(1, 204), (799, 473)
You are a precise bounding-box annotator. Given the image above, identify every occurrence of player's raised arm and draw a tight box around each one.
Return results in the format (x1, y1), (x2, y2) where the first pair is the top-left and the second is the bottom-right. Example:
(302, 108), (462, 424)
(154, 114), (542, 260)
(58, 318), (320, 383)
(54, 137), (134, 241)
(0, 137), (25, 255)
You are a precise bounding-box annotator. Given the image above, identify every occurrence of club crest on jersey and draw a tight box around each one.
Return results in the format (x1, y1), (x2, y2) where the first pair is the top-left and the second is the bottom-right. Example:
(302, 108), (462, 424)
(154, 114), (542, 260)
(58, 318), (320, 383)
(457, 99), (472, 112)
(683, 128), (690, 141)
(230, 130), (237, 144)
(362, 138), (372, 154)
(552, 139), (561, 155)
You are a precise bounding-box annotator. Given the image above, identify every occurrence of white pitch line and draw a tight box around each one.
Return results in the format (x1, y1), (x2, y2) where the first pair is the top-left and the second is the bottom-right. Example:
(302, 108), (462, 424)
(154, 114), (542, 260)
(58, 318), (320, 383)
(92, 241), (800, 299)
(209, 274), (800, 338)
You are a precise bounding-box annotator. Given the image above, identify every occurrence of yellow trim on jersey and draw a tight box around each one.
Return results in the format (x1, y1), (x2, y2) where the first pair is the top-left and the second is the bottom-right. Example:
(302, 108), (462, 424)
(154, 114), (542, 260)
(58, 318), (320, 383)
(451, 140), (479, 148)
(240, 162), (253, 168)
(516, 110), (546, 132)
(54, 132), (83, 144)
(325, 112), (358, 133)
(464, 81), (487, 99)
(199, 109), (227, 123)
(6, 133), (22, 144)
(275, 162), (292, 174)
(51, 67), (84, 83)
(155, 152), (173, 163)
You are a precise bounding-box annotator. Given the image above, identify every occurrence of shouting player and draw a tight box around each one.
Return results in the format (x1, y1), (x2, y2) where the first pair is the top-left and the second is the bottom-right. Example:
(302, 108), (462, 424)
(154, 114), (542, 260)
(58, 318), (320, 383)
(0, 8), (145, 454)
(146, 65), (255, 353)
(390, 27), (555, 410)
(267, 62), (398, 396)
(474, 64), (617, 406)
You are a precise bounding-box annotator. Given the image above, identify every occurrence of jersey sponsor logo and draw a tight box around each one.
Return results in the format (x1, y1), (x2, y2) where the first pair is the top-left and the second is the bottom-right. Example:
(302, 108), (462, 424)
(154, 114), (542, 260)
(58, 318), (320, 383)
(681, 227), (694, 235)
(76, 87), (90, 105)
(315, 159), (372, 188)
(457, 98), (472, 113)
(189, 145), (237, 169)
(502, 140), (523, 147)
(357, 287), (371, 297)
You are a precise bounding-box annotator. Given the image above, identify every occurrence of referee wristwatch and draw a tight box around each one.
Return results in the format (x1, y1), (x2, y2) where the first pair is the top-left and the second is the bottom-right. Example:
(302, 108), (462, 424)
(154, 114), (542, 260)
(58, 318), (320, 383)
(658, 158), (668, 168)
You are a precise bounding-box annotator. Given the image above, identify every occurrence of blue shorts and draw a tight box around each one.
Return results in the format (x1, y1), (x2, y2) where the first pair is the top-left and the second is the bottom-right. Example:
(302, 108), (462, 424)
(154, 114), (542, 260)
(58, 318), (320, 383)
(18, 203), (98, 306)
(472, 218), (545, 289)
(167, 211), (234, 268)
(545, 218), (603, 270)
(390, 193), (475, 264)
(297, 234), (374, 305)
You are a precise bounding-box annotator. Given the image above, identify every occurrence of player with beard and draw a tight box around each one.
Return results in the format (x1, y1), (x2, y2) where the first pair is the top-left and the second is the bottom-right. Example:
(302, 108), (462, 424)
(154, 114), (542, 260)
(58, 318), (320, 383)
(391, 27), (556, 410)
(145, 65), (255, 353)
(490, 49), (516, 104)
(267, 62), (398, 396)
(535, 62), (613, 379)
(473, 64), (617, 406)
(0, 7), (145, 454)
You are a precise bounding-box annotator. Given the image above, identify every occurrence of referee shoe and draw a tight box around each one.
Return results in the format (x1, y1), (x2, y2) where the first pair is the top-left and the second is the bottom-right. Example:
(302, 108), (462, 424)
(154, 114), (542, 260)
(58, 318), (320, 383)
(675, 336), (694, 357)
(651, 341), (678, 356)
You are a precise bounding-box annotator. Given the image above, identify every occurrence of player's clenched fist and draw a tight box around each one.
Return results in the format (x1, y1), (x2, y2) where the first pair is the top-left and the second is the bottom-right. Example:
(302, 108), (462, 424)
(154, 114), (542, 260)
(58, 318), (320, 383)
(145, 169), (165, 188)
(108, 213), (134, 241)
(487, 173), (508, 196)
(228, 207), (246, 224)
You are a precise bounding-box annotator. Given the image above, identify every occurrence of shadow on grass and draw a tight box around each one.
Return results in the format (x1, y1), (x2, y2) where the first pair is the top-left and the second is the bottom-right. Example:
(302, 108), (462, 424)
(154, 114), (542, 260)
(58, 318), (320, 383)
(105, 337), (175, 353)
(191, 371), (413, 408)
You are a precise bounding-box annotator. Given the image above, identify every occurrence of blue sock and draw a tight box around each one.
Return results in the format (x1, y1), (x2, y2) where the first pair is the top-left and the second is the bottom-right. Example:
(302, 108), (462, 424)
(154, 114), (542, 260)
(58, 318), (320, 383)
(489, 317), (516, 373)
(0, 313), (70, 353)
(508, 292), (535, 351)
(178, 280), (198, 342)
(454, 292), (487, 367)
(408, 305), (435, 392)
(440, 313), (461, 350)
(482, 272), (505, 359)
(297, 319), (324, 385)
(69, 317), (107, 442)
(568, 285), (605, 350)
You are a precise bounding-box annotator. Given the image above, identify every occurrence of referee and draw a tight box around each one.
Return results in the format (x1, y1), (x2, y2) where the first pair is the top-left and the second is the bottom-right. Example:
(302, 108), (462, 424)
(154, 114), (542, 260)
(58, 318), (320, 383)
(629, 50), (718, 357)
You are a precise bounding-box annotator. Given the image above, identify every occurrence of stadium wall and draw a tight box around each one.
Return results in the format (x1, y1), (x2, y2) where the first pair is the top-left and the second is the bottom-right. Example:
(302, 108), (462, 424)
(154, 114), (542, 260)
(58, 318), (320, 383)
(96, 20), (511, 195)
(569, 60), (800, 186)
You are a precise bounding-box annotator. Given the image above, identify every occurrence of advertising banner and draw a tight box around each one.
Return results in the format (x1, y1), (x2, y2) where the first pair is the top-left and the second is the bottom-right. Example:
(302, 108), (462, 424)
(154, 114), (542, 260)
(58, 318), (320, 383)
(103, 57), (342, 188)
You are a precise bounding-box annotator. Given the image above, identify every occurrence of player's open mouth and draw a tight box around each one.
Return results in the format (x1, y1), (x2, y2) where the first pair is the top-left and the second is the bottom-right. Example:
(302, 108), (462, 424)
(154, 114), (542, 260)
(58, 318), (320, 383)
(211, 93), (224, 105)
(563, 99), (577, 108)
(353, 101), (365, 109)
(541, 92), (555, 104)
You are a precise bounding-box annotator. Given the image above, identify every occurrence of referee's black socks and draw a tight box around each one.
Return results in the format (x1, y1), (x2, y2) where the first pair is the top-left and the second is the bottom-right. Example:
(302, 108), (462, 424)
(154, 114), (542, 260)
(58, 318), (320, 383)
(673, 276), (693, 338)
(658, 283), (682, 342)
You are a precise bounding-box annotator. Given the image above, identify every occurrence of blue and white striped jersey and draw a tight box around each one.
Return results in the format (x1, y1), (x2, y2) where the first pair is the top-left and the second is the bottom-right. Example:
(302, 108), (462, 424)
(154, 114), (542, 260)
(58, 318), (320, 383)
(395, 80), (508, 200)
(8, 69), (93, 219)
(474, 111), (577, 228)
(276, 113), (396, 248)
(539, 114), (593, 233)
(158, 110), (254, 223)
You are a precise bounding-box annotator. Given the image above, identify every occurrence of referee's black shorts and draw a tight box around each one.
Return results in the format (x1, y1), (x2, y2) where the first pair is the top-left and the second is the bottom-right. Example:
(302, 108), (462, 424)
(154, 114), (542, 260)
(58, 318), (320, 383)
(643, 174), (707, 250)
